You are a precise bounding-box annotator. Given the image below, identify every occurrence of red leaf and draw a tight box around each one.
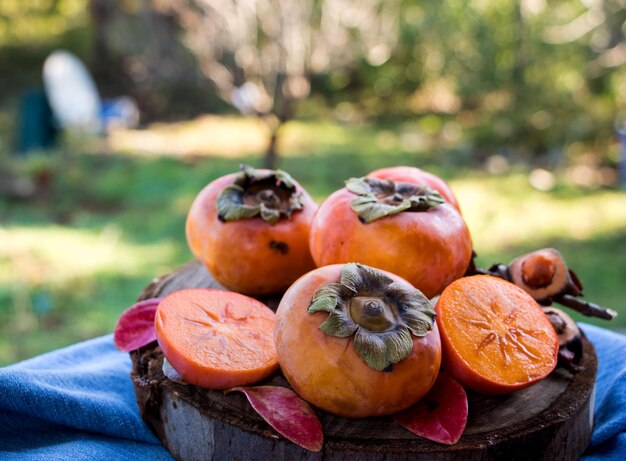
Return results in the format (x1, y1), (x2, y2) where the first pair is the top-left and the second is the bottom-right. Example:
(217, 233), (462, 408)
(394, 372), (468, 445)
(113, 298), (161, 352)
(227, 386), (323, 452)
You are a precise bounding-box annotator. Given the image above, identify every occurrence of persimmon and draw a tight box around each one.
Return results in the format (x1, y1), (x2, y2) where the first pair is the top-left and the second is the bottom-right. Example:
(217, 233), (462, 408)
(155, 288), (279, 390)
(435, 275), (559, 395)
(186, 165), (317, 295)
(274, 263), (441, 418)
(309, 176), (472, 298)
(367, 166), (462, 213)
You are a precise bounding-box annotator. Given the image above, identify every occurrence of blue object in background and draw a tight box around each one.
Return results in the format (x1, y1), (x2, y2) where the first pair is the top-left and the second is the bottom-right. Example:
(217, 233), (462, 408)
(17, 89), (58, 154)
(100, 97), (140, 133)
(0, 325), (624, 460)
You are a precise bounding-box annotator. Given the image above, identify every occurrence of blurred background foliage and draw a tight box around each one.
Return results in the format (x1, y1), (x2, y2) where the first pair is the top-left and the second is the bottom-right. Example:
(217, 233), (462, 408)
(0, 0), (625, 365)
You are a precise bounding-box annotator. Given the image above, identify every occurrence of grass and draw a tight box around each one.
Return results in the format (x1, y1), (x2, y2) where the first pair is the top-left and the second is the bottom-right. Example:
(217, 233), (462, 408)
(1, 117), (625, 366)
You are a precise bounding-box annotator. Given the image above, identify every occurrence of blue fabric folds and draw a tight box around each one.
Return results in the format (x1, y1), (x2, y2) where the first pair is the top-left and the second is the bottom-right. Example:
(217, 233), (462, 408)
(0, 325), (624, 460)
(580, 324), (626, 460)
(0, 335), (172, 460)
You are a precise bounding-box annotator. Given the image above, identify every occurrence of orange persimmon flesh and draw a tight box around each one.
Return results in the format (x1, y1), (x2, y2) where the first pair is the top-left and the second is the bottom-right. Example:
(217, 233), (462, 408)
(155, 288), (279, 390)
(435, 275), (559, 395)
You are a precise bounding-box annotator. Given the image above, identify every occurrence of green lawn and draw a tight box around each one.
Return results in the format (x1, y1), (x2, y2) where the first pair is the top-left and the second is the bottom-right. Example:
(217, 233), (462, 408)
(1, 119), (625, 366)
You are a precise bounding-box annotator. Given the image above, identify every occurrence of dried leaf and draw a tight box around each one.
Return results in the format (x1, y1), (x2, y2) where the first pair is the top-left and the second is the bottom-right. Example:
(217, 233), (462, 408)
(113, 298), (161, 352)
(227, 386), (323, 452)
(394, 372), (468, 445)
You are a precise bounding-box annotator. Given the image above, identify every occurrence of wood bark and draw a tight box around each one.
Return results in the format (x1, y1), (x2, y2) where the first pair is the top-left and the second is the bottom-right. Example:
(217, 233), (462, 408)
(131, 261), (597, 461)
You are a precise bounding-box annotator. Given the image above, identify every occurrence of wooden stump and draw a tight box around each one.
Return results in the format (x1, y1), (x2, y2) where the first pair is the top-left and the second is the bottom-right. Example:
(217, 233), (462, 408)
(131, 261), (597, 461)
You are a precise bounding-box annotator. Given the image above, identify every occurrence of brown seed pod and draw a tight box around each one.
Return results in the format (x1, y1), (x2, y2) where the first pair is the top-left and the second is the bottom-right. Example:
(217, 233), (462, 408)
(542, 307), (583, 373)
(508, 248), (582, 304)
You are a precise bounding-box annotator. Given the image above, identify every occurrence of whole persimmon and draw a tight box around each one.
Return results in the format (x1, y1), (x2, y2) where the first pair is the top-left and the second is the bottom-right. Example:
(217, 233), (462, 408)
(309, 176), (472, 299)
(367, 166), (462, 213)
(274, 263), (441, 418)
(186, 165), (317, 295)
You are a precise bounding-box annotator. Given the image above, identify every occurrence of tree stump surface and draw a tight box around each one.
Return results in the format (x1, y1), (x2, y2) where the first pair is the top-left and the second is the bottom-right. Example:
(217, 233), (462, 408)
(131, 261), (597, 461)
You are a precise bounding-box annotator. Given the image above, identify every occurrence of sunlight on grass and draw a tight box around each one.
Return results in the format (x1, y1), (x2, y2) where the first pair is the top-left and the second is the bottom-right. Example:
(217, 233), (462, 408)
(107, 116), (387, 159)
(0, 224), (182, 366)
(0, 225), (178, 285)
(452, 175), (626, 252)
(108, 115), (270, 158)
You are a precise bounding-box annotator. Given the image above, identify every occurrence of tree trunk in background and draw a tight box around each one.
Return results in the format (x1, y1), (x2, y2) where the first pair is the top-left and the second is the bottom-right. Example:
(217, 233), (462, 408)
(264, 124), (281, 170)
(89, 0), (117, 93)
(263, 80), (296, 169)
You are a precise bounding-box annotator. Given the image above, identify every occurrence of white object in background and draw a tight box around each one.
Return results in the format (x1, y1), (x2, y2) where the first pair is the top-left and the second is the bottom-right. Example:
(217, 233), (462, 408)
(43, 50), (102, 134)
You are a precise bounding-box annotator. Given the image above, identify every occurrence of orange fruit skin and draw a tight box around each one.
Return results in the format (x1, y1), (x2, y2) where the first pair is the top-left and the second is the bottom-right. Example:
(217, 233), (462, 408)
(274, 265), (442, 419)
(367, 166), (462, 213)
(435, 275), (559, 395)
(186, 172), (318, 295)
(309, 188), (472, 299)
(155, 288), (279, 390)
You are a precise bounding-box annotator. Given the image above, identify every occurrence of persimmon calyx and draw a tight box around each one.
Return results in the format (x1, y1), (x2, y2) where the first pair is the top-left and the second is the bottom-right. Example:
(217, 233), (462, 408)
(217, 164), (304, 225)
(345, 177), (445, 223)
(307, 263), (435, 371)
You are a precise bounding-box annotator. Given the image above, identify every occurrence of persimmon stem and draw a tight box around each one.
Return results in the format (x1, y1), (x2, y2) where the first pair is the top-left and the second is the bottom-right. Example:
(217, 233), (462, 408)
(555, 295), (617, 320)
(349, 297), (396, 332)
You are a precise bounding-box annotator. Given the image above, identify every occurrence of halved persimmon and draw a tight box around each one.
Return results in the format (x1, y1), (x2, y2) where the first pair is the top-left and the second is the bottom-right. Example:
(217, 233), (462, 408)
(186, 165), (317, 295)
(155, 288), (279, 390)
(435, 275), (559, 395)
(274, 263), (441, 418)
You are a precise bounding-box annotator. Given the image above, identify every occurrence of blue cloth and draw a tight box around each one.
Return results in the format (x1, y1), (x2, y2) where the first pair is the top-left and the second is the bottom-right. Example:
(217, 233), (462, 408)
(0, 335), (172, 460)
(0, 325), (624, 460)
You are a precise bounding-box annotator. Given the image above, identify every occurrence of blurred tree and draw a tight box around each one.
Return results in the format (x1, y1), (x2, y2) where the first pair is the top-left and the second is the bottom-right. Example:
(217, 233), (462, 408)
(360, 0), (626, 165)
(155, 0), (401, 168)
(2, 0), (625, 170)
(87, 0), (220, 118)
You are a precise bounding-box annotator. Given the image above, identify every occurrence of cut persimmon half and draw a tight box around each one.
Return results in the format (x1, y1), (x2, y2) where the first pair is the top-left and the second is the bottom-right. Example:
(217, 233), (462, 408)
(155, 288), (279, 390)
(435, 275), (559, 395)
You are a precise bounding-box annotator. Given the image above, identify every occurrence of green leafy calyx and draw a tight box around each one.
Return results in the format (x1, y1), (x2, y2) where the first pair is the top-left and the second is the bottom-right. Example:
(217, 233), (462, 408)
(307, 263), (435, 371)
(217, 164), (304, 225)
(345, 177), (445, 223)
